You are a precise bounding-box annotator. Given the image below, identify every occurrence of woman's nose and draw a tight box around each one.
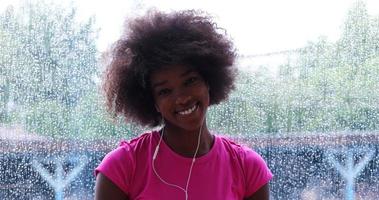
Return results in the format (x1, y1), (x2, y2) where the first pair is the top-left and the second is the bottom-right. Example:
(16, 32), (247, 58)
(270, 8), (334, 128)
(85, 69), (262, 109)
(175, 94), (192, 105)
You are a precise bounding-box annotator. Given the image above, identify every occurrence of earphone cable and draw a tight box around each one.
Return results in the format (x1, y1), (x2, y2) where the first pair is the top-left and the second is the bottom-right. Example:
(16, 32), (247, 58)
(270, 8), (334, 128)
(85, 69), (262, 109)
(152, 123), (203, 200)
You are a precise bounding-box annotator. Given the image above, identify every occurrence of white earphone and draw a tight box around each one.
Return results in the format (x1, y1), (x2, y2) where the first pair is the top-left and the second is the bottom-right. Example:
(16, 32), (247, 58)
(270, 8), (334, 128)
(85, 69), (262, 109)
(152, 120), (203, 200)
(155, 104), (160, 112)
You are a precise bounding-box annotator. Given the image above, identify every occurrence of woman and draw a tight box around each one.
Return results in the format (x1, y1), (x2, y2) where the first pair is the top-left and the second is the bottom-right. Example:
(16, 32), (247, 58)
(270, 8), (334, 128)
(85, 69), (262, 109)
(95, 10), (272, 200)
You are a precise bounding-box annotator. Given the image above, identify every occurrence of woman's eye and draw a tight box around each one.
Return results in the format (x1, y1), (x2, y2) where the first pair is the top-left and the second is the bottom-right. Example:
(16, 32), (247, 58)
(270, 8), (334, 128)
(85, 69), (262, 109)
(157, 89), (171, 96)
(185, 77), (198, 85)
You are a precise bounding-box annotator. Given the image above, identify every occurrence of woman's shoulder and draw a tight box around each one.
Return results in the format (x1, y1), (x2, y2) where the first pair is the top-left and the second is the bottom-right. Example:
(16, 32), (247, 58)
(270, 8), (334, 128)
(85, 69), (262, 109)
(215, 134), (273, 195)
(216, 134), (264, 162)
(95, 131), (158, 195)
(216, 134), (247, 153)
(95, 130), (158, 179)
(117, 130), (158, 153)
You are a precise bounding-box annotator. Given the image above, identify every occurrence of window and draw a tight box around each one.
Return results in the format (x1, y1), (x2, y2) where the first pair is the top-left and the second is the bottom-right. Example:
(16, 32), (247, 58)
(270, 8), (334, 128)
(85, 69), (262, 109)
(1, 0), (378, 199)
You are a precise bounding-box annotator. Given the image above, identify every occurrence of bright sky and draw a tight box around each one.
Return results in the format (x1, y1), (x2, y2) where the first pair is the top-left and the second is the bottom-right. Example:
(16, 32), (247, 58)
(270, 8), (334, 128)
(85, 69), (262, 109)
(2, 0), (379, 55)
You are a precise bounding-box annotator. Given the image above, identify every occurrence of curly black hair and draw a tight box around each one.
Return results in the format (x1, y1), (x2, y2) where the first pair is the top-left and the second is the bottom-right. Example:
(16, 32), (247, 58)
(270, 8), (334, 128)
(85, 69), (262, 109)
(103, 10), (237, 127)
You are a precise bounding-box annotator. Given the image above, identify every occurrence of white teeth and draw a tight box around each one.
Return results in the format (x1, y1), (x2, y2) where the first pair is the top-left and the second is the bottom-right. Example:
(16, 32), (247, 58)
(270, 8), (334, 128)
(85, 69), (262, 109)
(178, 104), (197, 115)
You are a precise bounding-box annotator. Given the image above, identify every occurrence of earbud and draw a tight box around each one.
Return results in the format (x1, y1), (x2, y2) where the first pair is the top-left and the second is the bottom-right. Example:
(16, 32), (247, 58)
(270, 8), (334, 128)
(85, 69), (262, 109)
(155, 104), (160, 112)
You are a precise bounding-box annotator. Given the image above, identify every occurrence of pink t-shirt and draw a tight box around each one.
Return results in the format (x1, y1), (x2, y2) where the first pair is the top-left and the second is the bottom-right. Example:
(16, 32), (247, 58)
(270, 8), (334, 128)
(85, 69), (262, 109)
(95, 131), (272, 200)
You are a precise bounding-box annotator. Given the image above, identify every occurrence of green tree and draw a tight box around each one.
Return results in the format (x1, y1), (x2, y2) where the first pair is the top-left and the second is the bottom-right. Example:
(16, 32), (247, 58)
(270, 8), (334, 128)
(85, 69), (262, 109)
(221, 0), (379, 135)
(338, 0), (373, 69)
(0, 1), (99, 137)
(73, 89), (142, 139)
(0, 6), (20, 123)
(0, 1), (160, 139)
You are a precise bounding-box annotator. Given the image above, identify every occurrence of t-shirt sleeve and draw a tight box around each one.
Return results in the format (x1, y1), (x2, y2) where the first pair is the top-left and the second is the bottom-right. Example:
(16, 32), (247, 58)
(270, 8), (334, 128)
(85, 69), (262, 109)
(243, 147), (273, 197)
(95, 141), (135, 195)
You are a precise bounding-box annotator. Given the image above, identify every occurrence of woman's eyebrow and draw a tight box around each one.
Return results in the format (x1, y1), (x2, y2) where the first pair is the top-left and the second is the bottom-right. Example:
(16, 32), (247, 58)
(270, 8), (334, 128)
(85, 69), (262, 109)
(152, 69), (195, 89)
(180, 69), (196, 77)
(152, 80), (167, 89)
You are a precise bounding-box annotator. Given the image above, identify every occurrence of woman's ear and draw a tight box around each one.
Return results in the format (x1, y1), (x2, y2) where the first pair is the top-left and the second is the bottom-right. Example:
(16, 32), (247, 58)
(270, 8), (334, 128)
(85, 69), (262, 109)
(205, 82), (210, 91)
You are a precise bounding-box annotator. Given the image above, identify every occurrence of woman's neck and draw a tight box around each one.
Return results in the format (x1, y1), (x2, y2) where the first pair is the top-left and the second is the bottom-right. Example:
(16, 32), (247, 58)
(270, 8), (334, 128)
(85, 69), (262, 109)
(162, 122), (214, 158)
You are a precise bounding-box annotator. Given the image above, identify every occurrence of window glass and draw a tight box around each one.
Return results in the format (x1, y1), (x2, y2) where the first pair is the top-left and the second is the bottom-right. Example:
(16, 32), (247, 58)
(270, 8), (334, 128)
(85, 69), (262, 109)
(0, 0), (378, 199)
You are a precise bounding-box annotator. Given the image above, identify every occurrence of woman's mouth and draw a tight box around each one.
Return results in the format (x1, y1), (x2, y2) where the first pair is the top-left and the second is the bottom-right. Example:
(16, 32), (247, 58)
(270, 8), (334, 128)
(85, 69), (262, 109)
(177, 103), (198, 115)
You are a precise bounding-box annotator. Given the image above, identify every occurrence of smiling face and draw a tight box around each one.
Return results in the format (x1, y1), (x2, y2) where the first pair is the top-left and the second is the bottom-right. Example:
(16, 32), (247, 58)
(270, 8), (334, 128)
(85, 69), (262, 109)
(150, 65), (210, 132)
